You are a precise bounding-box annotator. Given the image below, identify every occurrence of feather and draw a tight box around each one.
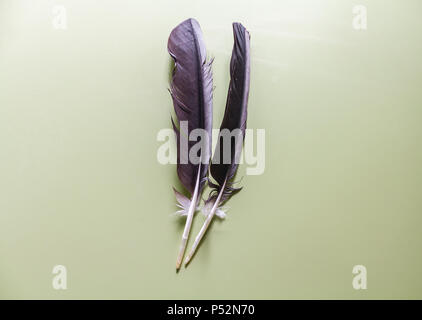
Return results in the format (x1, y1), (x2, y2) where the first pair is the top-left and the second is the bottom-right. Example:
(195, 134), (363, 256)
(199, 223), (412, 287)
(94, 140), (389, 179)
(167, 18), (213, 269)
(185, 22), (250, 266)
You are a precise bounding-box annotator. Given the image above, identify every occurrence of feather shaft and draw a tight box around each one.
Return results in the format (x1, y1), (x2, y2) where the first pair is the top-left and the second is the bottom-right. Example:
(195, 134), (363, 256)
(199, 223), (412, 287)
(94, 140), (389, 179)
(176, 162), (201, 269)
(184, 178), (227, 266)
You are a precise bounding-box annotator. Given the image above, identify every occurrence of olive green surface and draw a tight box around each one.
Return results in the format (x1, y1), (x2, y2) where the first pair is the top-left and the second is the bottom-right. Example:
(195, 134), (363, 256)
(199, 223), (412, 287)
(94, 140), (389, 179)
(0, 0), (421, 299)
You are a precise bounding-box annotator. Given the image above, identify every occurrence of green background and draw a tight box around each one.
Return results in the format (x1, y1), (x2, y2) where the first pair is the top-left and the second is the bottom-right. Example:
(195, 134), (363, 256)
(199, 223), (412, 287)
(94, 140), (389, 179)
(1, 0), (421, 299)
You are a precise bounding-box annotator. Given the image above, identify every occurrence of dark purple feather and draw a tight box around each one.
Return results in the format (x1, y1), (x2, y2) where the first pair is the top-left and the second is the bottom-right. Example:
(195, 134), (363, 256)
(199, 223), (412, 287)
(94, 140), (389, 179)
(209, 22), (250, 203)
(168, 18), (213, 196)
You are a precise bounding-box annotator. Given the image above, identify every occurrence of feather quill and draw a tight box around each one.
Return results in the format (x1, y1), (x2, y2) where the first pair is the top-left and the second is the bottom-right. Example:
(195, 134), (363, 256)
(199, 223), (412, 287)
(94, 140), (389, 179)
(168, 18), (213, 270)
(185, 22), (251, 266)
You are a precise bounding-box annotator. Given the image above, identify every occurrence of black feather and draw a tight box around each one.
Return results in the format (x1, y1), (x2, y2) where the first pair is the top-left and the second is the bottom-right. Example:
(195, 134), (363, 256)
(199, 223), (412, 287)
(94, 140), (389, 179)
(208, 22), (250, 204)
